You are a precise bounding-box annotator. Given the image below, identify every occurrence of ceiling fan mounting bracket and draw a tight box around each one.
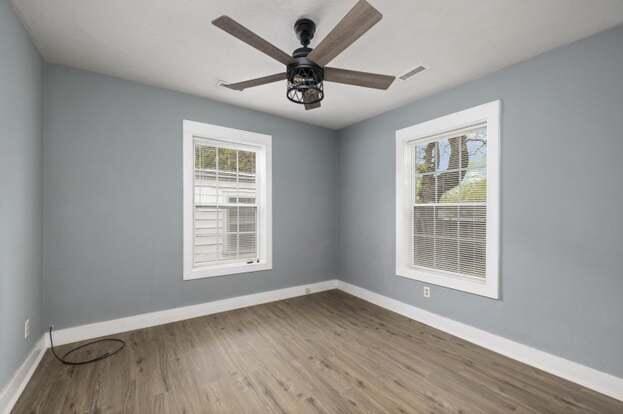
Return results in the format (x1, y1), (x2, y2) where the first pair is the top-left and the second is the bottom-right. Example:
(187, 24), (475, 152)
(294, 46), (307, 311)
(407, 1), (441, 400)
(294, 18), (316, 47)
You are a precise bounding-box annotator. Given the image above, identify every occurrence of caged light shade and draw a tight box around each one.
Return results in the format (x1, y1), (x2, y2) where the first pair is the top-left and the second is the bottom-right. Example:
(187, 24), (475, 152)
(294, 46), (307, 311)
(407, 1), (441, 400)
(286, 63), (324, 105)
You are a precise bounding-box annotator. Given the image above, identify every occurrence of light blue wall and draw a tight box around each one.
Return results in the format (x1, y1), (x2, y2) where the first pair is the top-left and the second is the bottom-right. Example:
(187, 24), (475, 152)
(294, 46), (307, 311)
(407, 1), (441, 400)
(43, 65), (339, 329)
(0, 0), (43, 389)
(337, 26), (623, 377)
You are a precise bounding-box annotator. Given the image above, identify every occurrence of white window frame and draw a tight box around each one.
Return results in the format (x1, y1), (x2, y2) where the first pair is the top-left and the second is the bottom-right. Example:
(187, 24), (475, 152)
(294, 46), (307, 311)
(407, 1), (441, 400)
(395, 101), (500, 299)
(183, 120), (272, 280)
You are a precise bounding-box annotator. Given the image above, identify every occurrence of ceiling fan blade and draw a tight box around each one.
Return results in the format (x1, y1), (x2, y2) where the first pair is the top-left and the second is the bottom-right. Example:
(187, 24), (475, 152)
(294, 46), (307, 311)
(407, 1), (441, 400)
(212, 16), (294, 65)
(307, 0), (382, 67)
(222, 73), (286, 91)
(304, 90), (322, 110)
(324, 67), (395, 90)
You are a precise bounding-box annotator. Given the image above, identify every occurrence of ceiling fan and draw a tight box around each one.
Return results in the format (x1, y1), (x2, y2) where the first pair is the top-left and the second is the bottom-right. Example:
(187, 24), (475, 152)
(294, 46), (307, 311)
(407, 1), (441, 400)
(212, 0), (395, 110)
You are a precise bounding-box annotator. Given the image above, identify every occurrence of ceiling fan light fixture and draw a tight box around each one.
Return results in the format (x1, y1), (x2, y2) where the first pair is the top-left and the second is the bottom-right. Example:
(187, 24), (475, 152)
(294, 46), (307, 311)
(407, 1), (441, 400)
(214, 0), (396, 110)
(286, 62), (324, 105)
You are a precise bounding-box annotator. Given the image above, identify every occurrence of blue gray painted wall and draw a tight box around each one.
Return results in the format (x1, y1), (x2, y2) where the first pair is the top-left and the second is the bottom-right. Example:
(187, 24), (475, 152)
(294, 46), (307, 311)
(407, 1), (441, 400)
(43, 65), (339, 330)
(0, 0), (43, 389)
(337, 25), (623, 377)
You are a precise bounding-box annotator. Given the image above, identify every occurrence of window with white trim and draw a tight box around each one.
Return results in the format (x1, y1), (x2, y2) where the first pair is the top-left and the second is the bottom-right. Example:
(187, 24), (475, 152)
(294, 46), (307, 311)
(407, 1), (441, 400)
(396, 101), (500, 298)
(183, 120), (272, 280)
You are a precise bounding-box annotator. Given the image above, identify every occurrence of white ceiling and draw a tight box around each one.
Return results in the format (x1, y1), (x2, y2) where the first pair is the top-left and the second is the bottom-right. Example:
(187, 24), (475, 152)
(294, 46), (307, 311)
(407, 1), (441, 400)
(12, 0), (623, 129)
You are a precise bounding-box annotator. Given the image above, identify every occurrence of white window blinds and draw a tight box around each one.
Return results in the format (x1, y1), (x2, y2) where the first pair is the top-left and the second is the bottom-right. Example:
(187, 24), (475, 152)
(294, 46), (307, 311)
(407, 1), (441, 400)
(193, 140), (259, 267)
(410, 125), (487, 279)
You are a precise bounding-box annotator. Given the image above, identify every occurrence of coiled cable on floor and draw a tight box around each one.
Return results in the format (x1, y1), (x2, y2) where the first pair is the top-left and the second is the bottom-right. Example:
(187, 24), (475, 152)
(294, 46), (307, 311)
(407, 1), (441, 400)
(48, 326), (126, 365)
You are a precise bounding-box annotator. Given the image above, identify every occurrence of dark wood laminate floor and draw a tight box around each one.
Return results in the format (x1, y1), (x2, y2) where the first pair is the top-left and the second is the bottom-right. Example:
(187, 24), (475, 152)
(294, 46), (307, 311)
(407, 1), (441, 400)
(13, 290), (623, 413)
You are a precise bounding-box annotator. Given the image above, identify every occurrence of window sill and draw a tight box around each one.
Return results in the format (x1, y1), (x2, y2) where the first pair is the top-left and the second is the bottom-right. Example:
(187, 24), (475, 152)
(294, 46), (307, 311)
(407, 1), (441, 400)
(396, 265), (499, 299)
(184, 261), (272, 280)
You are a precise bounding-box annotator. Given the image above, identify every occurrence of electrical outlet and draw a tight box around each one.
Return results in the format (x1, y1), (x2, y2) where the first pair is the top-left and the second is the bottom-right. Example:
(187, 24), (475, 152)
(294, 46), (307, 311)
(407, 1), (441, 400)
(305, 287), (312, 295)
(423, 286), (431, 298)
(24, 319), (30, 340)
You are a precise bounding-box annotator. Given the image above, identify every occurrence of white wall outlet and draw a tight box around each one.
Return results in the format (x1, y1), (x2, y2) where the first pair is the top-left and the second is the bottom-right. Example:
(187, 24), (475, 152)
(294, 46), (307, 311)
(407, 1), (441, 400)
(305, 287), (312, 295)
(24, 319), (30, 340)
(423, 286), (431, 298)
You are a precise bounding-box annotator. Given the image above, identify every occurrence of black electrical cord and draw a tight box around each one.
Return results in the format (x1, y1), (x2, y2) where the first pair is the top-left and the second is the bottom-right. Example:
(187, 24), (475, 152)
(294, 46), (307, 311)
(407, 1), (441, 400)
(48, 326), (126, 365)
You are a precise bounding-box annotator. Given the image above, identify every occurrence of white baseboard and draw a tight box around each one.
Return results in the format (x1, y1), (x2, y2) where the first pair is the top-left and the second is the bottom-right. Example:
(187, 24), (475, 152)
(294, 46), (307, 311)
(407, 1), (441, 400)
(336, 280), (623, 402)
(0, 336), (46, 414)
(48, 279), (339, 347)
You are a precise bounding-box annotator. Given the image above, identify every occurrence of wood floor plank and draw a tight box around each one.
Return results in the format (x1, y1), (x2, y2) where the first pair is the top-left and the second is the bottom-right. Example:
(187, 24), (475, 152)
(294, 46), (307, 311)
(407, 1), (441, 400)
(12, 290), (623, 413)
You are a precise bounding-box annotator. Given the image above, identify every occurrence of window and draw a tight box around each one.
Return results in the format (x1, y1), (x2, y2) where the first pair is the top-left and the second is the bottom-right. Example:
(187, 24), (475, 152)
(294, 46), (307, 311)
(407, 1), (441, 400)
(395, 101), (500, 298)
(183, 120), (272, 280)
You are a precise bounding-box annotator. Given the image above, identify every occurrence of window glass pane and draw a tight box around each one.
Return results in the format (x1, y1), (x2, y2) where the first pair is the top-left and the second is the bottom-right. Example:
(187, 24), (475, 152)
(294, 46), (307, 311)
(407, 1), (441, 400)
(463, 127), (487, 170)
(194, 245), (222, 264)
(415, 142), (436, 173)
(225, 206), (238, 232)
(459, 240), (486, 278)
(218, 147), (237, 172)
(435, 206), (458, 238)
(436, 238), (459, 273)
(239, 233), (257, 259)
(415, 174), (436, 204)
(194, 186), (218, 206)
(224, 233), (238, 257)
(413, 236), (434, 268)
(438, 137), (462, 171)
(459, 206), (486, 241)
(437, 170), (461, 203)
(193, 208), (223, 264)
(413, 206), (435, 235)
(237, 150), (256, 204)
(238, 207), (257, 232)
(195, 145), (216, 170)
(440, 168), (487, 203)
(238, 150), (256, 174)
